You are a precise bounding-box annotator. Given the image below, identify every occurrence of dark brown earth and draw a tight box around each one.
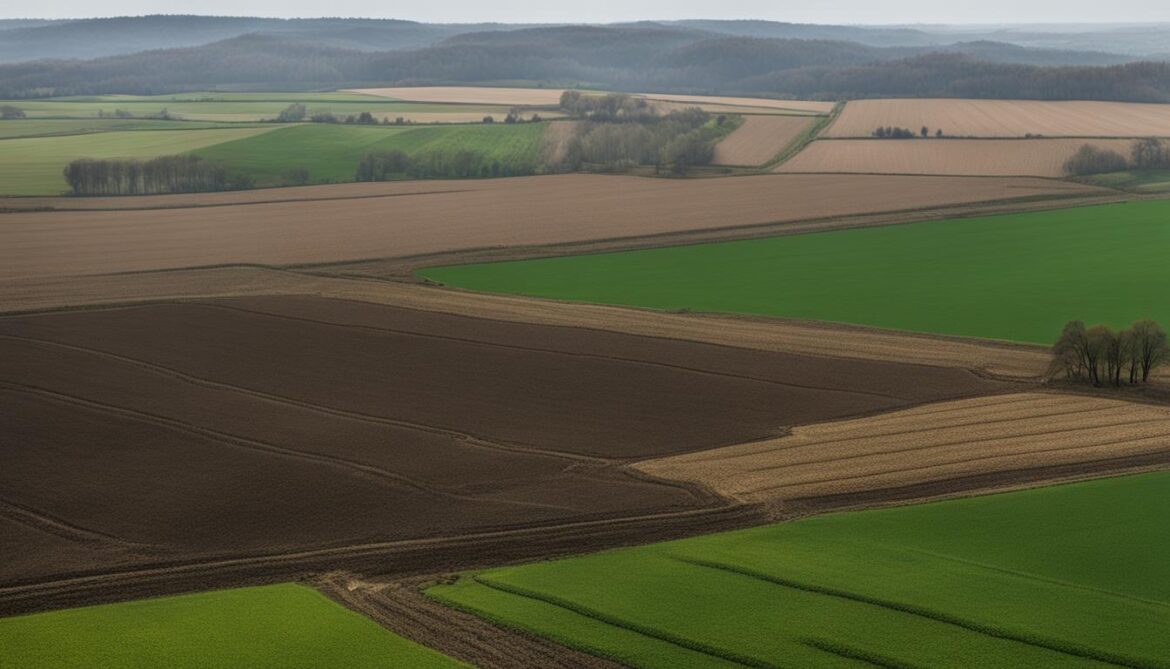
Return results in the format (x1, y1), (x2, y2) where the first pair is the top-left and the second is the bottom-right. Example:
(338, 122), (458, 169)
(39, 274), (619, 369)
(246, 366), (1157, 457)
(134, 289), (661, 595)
(0, 294), (1007, 611)
(318, 572), (625, 669)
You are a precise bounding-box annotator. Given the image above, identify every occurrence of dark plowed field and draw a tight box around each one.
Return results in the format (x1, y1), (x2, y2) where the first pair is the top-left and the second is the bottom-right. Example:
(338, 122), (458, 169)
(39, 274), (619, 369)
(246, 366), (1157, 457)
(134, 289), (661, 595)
(0, 296), (1006, 587)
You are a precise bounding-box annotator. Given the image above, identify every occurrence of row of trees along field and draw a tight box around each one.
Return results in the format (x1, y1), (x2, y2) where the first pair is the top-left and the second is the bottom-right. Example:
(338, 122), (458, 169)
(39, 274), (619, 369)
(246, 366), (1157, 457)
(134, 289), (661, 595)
(1065, 138), (1170, 175)
(63, 156), (248, 195)
(556, 92), (726, 174)
(1050, 320), (1169, 386)
(355, 147), (538, 181)
(872, 126), (945, 138)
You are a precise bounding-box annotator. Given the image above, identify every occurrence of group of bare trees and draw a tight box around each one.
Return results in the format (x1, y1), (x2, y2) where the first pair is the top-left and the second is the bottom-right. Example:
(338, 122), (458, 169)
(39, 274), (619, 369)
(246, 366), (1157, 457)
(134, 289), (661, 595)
(555, 92), (721, 174)
(1063, 145), (1129, 175)
(559, 91), (657, 123)
(1065, 138), (1170, 175)
(1050, 320), (1168, 386)
(63, 155), (244, 195)
(0, 104), (25, 119)
(1130, 137), (1170, 169)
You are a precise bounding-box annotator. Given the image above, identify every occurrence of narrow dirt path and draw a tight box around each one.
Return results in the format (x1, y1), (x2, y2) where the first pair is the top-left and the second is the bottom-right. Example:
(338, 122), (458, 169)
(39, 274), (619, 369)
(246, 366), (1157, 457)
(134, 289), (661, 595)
(318, 573), (624, 669)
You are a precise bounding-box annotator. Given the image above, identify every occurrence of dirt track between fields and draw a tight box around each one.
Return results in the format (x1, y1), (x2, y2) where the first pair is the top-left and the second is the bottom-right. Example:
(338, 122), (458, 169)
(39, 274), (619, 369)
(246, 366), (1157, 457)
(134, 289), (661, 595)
(318, 573), (624, 669)
(0, 173), (1104, 280)
(637, 392), (1170, 515)
(0, 294), (1007, 612)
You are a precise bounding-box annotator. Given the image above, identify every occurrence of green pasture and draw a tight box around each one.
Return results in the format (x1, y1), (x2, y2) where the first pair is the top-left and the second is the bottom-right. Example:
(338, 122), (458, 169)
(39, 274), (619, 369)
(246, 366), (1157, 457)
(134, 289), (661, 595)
(1084, 169), (1170, 194)
(0, 125), (274, 195)
(193, 121), (547, 185)
(0, 583), (464, 668)
(1, 93), (516, 122)
(0, 118), (252, 140)
(419, 199), (1170, 344)
(430, 471), (1170, 668)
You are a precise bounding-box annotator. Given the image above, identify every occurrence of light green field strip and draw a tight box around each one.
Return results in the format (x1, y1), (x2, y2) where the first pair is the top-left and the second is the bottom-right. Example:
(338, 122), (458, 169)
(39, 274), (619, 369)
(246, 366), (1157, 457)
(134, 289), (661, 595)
(0, 583), (465, 669)
(0, 119), (255, 139)
(430, 472), (1170, 668)
(1083, 169), (1170, 193)
(2, 98), (514, 122)
(193, 121), (546, 185)
(420, 199), (1170, 344)
(0, 126), (274, 195)
(50, 91), (391, 103)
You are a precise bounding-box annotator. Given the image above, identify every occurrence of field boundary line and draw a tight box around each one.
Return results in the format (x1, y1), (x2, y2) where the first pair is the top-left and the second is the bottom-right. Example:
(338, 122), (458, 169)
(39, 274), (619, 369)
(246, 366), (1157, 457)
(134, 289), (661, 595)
(0, 504), (763, 608)
(749, 423), (1170, 487)
(762, 101), (843, 170)
(0, 497), (147, 548)
(891, 545), (1170, 610)
(801, 638), (923, 669)
(0, 381), (583, 514)
(671, 555), (1158, 668)
(0, 187), (476, 213)
(471, 574), (782, 668)
(0, 333), (607, 465)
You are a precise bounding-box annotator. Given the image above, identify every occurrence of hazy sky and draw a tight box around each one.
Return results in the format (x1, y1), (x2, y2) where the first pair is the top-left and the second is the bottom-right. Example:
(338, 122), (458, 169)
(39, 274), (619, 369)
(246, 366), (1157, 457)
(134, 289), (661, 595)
(6, 0), (1170, 24)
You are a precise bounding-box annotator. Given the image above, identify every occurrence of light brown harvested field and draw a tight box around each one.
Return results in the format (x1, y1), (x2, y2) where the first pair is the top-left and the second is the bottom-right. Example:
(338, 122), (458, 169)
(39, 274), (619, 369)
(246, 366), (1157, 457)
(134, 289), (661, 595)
(346, 86), (566, 106)
(636, 393), (1170, 511)
(0, 294), (1005, 588)
(713, 115), (817, 166)
(776, 138), (1135, 177)
(637, 93), (835, 114)
(0, 180), (491, 211)
(0, 174), (1103, 280)
(649, 101), (819, 116)
(369, 111), (563, 123)
(827, 98), (1170, 138)
(0, 268), (1051, 379)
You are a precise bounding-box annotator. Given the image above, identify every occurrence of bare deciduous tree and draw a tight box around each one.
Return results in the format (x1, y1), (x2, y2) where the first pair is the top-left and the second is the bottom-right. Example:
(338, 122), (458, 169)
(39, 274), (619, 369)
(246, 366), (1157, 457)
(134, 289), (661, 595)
(1051, 319), (1168, 386)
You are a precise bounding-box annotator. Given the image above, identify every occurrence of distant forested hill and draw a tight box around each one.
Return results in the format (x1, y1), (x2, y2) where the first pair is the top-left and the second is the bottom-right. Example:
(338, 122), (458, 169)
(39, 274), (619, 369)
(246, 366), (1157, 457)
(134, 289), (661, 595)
(0, 20), (1166, 102)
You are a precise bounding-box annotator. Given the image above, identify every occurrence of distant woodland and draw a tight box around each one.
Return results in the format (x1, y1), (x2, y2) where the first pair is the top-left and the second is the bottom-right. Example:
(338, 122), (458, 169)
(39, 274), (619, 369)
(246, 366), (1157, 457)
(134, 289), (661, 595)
(2, 19), (1170, 102)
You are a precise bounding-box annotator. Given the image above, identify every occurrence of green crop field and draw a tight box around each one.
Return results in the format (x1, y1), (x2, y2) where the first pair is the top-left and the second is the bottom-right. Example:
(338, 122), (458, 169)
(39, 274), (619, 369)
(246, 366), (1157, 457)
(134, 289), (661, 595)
(1083, 169), (1170, 194)
(193, 121), (547, 186)
(0, 125), (275, 195)
(0, 118), (251, 140)
(420, 199), (1170, 344)
(430, 471), (1170, 668)
(0, 583), (464, 669)
(0, 119), (547, 194)
(0, 92), (517, 122)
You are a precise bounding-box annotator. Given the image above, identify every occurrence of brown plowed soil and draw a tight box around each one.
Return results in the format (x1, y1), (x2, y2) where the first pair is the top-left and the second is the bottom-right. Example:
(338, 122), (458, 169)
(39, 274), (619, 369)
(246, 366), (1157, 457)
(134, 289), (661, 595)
(636, 392), (1170, 514)
(0, 294), (1005, 598)
(318, 573), (624, 669)
(712, 115), (815, 166)
(0, 268), (1051, 379)
(0, 174), (1102, 280)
